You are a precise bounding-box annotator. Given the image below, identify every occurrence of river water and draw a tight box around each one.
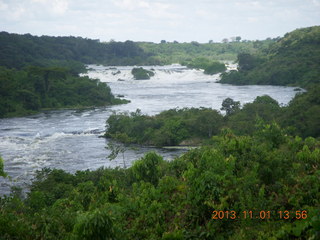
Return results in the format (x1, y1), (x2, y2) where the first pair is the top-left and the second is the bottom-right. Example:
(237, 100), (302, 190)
(0, 64), (298, 195)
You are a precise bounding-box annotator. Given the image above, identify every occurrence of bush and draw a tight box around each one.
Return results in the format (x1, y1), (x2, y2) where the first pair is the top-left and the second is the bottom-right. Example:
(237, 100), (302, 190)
(204, 61), (227, 75)
(131, 67), (155, 80)
(72, 209), (115, 240)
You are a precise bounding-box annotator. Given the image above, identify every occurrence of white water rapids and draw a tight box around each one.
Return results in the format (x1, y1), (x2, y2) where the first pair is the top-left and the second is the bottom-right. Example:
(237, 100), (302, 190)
(0, 64), (298, 195)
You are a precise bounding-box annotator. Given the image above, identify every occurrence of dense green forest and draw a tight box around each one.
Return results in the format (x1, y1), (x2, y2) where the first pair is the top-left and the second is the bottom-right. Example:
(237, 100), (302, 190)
(0, 31), (274, 118)
(138, 39), (275, 65)
(1, 125), (319, 239)
(0, 31), (275, 68)
(0, 32), (155, 68)
(183, 58), (227, 75)
(105, 86), (320, 146)
(131, 67), (155, 80)
(0, 32), (138, 118)
(0, 66), (128, 118)
(219, 26), (320, 88)
(1, 26), (320, 239)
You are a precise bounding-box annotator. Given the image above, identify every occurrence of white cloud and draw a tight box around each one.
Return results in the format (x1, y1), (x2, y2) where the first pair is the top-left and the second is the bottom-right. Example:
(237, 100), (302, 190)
(30, 0), (69, 15)
(1, 0), (319, 42)
(112, 0), (137, 10)
(12, 7), (25, 20)
(312, 0), (320, 6)
(247, 17), (258, 23)
(31, 0), (48, 3)
(51, 0), (69, 15)
(145, 2), (181, 20)
(0, 1), (8, 11)
(111, 0), (180, 19)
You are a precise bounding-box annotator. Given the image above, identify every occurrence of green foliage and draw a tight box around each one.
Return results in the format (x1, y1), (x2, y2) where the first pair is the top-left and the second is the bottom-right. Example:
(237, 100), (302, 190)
(237, 53), (265, 71)
(106, 86), (320, 146)
(1, 27), (320, 239)
(72, 208), (115, 240)
(220, 97), (240, 115)
(220, 26), (320, 88)
(1, 126), (319, 239)
(0, 156), (6, 177)
(138, 39), (272, 64)
(131, 152), (164, 185)
(105, 108), (223, 146)
(280, 85), (320, 138)
(184, 57), (227, 75)
(204, 61), (227, 75)
(0, 66), (127, 118)
(131, 67), (155, 80)
(226, 95), (282, 135)
(0, 30), (288, 70)
(0, 32), (152, 68)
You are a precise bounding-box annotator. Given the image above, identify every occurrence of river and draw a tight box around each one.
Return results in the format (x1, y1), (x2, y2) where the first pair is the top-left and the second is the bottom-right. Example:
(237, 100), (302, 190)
(0, 64), (298, 195)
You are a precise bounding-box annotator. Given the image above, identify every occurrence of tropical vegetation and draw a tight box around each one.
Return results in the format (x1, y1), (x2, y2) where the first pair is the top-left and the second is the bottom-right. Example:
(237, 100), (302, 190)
(105, 86), (320, 146)
(219, 26), (320, 88)
(0, 26), (320, 239)
(183, 57), (227, 75)
(1, 125), (319, 239)
(0, 66), (128, 118)
(0, 32), (154, 68)
(138, 39), (276, 65)
(131, 67), (155, 80)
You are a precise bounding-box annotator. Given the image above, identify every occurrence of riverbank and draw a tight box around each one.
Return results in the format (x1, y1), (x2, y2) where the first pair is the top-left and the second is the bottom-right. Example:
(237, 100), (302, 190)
(0, 64), (298, 195)
(105, 86), (320, 147)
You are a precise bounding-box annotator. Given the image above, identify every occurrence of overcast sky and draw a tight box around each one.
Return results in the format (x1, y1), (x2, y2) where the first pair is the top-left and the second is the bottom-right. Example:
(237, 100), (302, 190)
(1, 0), (319, 43)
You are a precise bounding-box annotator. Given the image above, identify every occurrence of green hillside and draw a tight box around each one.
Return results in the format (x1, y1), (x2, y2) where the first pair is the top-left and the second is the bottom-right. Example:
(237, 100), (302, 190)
(0, 32), (139, 118)
(1, 127), (319, 239)
(0, 32), (154, 68)
(138, 39), (274, 64)
(0, 66), (128, 118)
(220, 26), (320, 88)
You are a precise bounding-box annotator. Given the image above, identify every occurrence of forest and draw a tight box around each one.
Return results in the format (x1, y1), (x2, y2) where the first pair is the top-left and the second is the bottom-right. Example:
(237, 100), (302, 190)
(0, 123), (319, 239)
(0, 31), (275, 68)
(0, 32), (140, 118)
(0, 31), (275, 117)
(0, 32), (155, 68)
(138, 39), (275, 65)
(105, 86), (320, 147)
(219, 26), (320, 88)
(0, 26), (320, 239)
(0, 66), (128, 118)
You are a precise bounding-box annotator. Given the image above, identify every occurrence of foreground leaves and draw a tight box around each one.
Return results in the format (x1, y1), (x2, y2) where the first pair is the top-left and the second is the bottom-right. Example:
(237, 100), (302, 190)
(1, 125), (319, 239)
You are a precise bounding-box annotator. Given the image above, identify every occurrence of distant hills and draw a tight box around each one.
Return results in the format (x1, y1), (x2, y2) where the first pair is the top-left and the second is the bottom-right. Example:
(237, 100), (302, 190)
(1, 26), (319, 88)
(0, 32), (154, 68)
(0, 31), (273, 68)
(219, 26), (320, 88)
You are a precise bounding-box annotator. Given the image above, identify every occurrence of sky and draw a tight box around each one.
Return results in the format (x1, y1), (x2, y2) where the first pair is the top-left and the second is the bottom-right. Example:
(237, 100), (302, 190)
(0, 0), (319, 43)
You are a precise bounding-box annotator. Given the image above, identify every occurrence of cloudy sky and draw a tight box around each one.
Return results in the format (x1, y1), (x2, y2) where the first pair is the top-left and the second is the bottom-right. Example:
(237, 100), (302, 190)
(0, 0), (319, 43)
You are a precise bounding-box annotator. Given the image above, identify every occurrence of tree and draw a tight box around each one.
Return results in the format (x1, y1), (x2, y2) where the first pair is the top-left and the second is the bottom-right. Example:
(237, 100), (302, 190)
(222, 38), (229, 43)
(0, 156), (7, 177)
(237, 53), (260, 71)
(204, 62), (227, 75)
(191, 41), (200, 46)
(196, 109), (223, 137)
(253, 95), (279, 106)
(72, 209), (115, 240)
(106, 141), (127, 168)
(230, 37), (236, 42)
(131, 67), (154, 80)
(236, 36), (242, 42)
(220, 98), (240, 115)
(131, 152), (164, 185)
